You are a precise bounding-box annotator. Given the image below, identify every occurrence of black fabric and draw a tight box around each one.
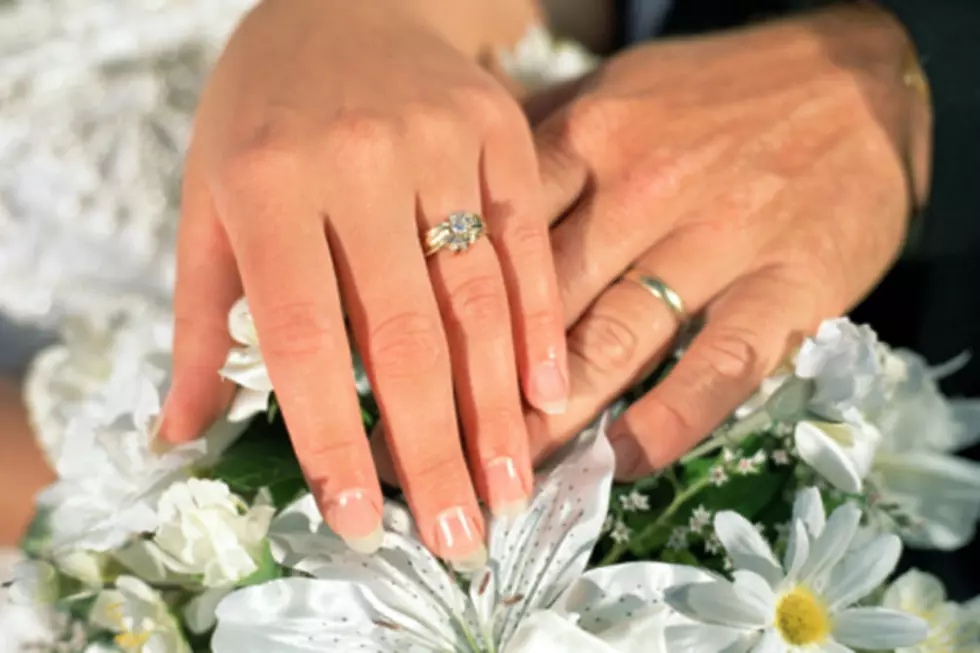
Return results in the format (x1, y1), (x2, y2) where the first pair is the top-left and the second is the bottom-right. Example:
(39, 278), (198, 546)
(616, 0), (980, 599)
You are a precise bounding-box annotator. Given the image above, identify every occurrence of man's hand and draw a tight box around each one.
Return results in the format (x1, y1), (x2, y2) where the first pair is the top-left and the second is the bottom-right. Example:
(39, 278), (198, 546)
(524, 5), (930, 478)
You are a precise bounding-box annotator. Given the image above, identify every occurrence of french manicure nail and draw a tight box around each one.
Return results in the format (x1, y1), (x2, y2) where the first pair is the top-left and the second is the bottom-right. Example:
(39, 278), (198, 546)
(434, 506), (487, 572)
(531, 358), (568, 415)
(485, 457), (529, 519)
(326, 489), (384, 555)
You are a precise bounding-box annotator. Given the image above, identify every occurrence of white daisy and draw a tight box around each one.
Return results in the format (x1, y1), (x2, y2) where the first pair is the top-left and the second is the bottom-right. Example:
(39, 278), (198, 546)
(664, 487), (928, 652)
(212, 418), (716, 652)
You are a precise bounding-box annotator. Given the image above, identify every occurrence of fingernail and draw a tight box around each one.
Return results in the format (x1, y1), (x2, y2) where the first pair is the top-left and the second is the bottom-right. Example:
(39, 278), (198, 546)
(530, 358), (568, 415)
(326, 489), (384, 555)
(434, 506), (487, 572)
(485, 457), (530, 519)
(610, 429), (643, 480)
(147, 401), (173, 455)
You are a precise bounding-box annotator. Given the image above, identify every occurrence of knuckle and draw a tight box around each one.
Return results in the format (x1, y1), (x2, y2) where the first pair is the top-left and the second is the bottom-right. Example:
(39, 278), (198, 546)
(215, 140), (299, 195)
(455, 83), (519, 132)
(568, 311), (639, 377)
(398, 446), (467, 496)
(254, 300), (340, 361)
(367, 312), (445, 379)
(447, 274), (507, 325)
(323, 110), (399, 169)
(498, 219), (551, 260)
(696, 327), (760, 383)
(470, 406), (527, 459)
(296, 437), (363, 484)
(641, 394), (699, 453)
(520, 308), (563, 344)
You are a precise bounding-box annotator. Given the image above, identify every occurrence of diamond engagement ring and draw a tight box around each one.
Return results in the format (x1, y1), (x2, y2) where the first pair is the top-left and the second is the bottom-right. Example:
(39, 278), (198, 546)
(423, 212), (486, 257)
(623, 269), (688, 324)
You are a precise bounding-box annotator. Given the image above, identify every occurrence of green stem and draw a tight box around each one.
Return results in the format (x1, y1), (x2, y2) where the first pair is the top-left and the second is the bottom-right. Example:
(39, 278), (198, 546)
(599, 475), (713, 566)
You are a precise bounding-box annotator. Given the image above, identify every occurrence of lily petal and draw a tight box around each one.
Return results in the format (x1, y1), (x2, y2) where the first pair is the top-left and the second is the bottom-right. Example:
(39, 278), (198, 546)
(551, 562), (717, 646)
(504, 611), (620, 653)
(212, 578), (422, 652)
(226, 386), (270, 422)
(713, 512), (783, 586)
(227, 298), (257, 346)
(832, 607), (928, 650)
(268, 493), (463, 647)
(491, 416), (615, 644)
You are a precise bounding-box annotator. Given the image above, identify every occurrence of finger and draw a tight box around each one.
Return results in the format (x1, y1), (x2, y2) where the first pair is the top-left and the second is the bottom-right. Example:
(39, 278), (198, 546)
(323, 129), (486, 568)
(413, 117), (533, 523)
(165, 145), (242, 444)
(526, 225), (750, 462)
(533, 106), (590, 226)
(481, 102), (570, 417)
(215, 151), (382, 553)
(609, 269), (822, 480)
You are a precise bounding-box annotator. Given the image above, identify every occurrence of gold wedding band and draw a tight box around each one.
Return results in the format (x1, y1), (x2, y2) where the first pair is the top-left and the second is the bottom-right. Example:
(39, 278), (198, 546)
(623, 269), (688, 324)
(423, 212), (486, 257)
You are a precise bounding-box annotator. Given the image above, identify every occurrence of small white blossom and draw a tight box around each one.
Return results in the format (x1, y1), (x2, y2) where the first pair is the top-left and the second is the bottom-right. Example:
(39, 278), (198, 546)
(722, 448), (738, 464)
(618, 490), (650, 513)
(736, 457), (761, 475)
(689, 505), (712, 534)
(704, 534), (723, 555)
(709, 465), (728, 487)
(610, 520), (632, 544)
(667, 527), (688, 551)
(151, 480), (275, 588)
(771, 449), (791, 466)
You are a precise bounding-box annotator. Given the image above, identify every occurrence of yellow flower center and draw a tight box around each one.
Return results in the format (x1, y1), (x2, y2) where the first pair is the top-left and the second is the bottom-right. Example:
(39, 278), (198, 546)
(115, 630), (151, 650)
(775, 587), (831, 646)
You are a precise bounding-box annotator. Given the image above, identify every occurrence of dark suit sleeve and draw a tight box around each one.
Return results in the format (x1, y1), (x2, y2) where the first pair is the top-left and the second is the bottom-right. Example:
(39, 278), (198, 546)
(877, 0), (980, 258)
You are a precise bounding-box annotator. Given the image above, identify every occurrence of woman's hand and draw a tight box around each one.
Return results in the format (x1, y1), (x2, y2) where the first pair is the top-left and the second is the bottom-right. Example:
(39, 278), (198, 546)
(163, 0), (567, 568)
(524, 5), (930, 477)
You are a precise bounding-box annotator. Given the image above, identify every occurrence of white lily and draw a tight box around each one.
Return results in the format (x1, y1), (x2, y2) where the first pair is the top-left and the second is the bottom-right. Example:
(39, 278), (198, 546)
(665, 487), (928, 653)
(212, 418), (716, 652)
(37, 379), (243, 552)
(867, 349), (980, 549)
(881, 569), (980, 653)
(220, 297), (272, 421)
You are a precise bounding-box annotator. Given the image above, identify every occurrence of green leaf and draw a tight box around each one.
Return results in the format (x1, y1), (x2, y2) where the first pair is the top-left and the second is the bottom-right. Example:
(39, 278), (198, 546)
(266, 394), (280, 424)
(19, 508), (52, 557)
(211, 423), (303, 504)
(237, 542), (281, 587)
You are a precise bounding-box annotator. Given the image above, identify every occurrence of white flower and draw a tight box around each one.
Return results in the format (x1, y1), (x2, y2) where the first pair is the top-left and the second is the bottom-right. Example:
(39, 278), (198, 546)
(150, 480), (275, 587)
(497, 25), (599, 92)
(867, 349), (980, 549)
(37, 380), (243, 552)
(882, 569), (980, 653)
(610, 520), (632, 544)
(212, 417), (716, 652)
(772, 450), (791, 466)
(619, 490), (650, 513)
(796, 318), (887, 420)
(6, 560), (59, 606)
(689, 505), (712, 534)
(667, 528), (688, 551)
(220, 297), (273, 421)
(91, 576), (190, 653)
(665, 487), (928, 652)
(709, 465), (728, 487)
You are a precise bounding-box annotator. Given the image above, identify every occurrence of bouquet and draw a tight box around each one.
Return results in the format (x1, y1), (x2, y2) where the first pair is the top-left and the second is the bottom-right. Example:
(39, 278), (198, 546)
(5, 301), (980, 653)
